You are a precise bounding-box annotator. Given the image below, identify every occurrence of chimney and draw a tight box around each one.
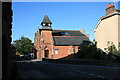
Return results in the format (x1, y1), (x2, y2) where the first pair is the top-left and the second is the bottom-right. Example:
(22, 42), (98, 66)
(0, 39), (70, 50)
(106, 3), (115, 15)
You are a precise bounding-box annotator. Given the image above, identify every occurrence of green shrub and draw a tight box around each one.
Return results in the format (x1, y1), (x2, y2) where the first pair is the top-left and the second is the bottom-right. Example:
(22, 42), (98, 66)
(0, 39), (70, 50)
(77, 43), (101, 59)
(107, 41), (120, 62)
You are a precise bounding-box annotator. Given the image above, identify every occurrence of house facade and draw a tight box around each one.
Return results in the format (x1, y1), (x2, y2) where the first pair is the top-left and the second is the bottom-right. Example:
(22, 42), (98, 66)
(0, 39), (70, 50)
(34, 15), (90, 59)
(94, 3), (120, 52)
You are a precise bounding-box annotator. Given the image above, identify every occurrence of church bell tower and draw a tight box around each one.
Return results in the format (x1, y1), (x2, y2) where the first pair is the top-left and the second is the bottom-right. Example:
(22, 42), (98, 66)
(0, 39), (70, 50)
(41, 15), (52, 30)
(40, 15), (53, 59)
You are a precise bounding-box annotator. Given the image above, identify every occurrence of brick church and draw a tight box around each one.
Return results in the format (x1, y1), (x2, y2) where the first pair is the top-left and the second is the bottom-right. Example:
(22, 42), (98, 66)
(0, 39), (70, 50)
(34, 15), (90, 59)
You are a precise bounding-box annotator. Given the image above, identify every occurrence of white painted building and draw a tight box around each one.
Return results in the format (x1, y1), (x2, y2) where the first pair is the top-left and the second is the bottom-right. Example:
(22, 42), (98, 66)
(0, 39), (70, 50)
(94, 3), (120, 52)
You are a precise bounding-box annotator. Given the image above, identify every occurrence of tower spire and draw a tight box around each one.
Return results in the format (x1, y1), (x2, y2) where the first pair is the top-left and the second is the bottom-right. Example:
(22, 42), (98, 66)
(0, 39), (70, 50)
(41, 15), (52, 30)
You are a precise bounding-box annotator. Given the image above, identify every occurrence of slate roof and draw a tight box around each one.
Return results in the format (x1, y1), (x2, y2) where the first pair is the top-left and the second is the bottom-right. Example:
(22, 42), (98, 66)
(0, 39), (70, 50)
(41, 15), (52, 24)
(52, 30), (90, 46)
(52, 30), (86, 36)
(53, 37), (90, 46)
(101, 10), (120, 20)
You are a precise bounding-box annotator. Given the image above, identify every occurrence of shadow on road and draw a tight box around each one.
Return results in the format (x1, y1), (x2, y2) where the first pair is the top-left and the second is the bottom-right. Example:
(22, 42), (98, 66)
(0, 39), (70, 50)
(15, 56), (34, 61)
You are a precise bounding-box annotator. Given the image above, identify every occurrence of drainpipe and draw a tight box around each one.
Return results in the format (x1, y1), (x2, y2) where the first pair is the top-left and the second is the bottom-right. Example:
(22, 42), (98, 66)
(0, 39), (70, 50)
(38, 46), (42, 61)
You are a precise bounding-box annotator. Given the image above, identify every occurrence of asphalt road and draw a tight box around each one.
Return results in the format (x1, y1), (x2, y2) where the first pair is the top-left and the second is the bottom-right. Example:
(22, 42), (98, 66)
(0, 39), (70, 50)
(16, 60), (120, 80)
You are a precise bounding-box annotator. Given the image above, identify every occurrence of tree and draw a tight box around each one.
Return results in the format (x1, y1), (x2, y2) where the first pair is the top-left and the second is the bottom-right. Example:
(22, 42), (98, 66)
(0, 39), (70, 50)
(77, 42), (101, 59)
(107, 41), (120, 62)
(13, 36), (33, 55)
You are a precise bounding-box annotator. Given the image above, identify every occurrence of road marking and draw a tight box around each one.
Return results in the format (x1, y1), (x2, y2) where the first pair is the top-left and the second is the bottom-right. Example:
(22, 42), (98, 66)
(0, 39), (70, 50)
(38, 61), (119, 69)
(17, 60), (119, 78)
(38, 61), (105, 78)
(74, 70), (105, 78)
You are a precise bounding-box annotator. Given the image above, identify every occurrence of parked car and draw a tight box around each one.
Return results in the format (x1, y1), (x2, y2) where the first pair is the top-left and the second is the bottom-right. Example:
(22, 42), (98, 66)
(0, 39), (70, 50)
(28, 53), (34, 58)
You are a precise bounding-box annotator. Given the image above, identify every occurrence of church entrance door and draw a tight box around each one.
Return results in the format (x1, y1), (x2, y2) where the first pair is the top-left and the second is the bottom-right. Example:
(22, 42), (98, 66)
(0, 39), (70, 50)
(45, 50), (49, 58)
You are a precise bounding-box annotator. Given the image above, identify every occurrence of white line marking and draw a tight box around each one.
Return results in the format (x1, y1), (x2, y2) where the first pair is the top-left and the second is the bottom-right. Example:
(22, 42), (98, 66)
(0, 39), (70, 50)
(39, 61), (105, 78)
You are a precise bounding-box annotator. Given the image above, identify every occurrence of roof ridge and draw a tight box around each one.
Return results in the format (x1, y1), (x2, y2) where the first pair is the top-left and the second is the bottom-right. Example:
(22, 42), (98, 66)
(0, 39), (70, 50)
(114, 9), (120, 12)
(53, 29), (80, 31)
(53, 36), (88, 38)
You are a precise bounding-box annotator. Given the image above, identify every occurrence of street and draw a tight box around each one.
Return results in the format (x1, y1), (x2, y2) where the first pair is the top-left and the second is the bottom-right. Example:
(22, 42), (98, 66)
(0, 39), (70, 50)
(16, 59), (120, 79)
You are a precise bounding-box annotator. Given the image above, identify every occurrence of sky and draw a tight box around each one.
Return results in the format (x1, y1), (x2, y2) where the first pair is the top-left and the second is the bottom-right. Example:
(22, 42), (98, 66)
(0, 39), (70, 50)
(12, 2), (119, 43)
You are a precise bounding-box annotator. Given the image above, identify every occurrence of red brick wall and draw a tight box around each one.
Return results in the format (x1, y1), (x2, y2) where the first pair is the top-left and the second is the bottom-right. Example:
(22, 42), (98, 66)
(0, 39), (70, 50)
(39, 30), (54, 59)
(34, 30), (42, 59)
(52, 46), (78, 59)
(53, 46), (69, 59)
